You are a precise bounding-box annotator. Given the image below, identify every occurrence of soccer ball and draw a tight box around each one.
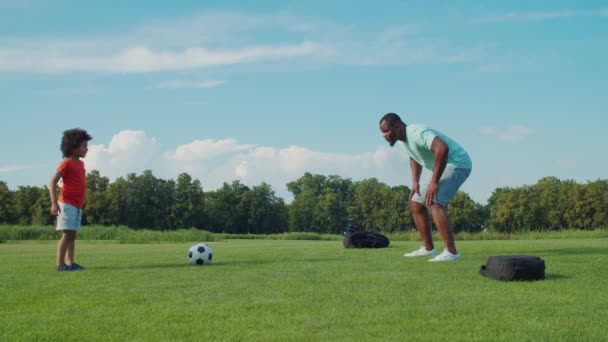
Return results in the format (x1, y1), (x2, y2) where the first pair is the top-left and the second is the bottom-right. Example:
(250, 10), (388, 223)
(188, 243), (213, 265)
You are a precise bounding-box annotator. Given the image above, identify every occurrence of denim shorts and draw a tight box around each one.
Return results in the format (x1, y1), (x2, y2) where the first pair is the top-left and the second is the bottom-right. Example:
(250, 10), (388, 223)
(410, 167), (471, 207)
(56, 202), (82, 231)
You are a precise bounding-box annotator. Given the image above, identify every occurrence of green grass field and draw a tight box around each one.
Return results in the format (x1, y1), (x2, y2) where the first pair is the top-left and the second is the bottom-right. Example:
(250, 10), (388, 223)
(2, 238), (607, 341)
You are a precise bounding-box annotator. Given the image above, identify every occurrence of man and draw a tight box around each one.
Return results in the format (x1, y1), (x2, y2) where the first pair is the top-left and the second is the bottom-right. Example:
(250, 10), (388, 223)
(379, 113), (472, 262)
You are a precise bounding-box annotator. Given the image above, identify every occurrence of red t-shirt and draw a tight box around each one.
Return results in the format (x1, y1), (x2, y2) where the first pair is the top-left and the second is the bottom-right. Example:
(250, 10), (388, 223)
(57, 159), (86, 209)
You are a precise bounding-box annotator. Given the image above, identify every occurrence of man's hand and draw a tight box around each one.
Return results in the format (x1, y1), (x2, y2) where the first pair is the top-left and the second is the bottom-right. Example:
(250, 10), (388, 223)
(425, 181), (439, 205)
(409, 182), (420, 203)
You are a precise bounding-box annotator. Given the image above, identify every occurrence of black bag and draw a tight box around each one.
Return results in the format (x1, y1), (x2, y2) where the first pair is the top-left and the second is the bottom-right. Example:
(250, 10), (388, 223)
(343, 225), (390, 249)
(480, 255), (545, 281)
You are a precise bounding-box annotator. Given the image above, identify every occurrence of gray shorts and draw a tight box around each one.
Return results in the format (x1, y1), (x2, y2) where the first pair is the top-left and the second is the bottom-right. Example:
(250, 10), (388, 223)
(56, 202), (82, 231)
(411, 167), (471, 207)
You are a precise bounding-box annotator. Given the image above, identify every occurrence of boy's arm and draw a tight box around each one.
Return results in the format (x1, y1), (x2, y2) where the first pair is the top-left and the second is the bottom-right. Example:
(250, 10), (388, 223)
(49, 171), (62, 216)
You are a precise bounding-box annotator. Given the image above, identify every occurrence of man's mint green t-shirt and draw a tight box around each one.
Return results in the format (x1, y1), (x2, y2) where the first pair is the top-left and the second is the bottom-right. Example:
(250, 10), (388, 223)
(397, 124), (472, 170)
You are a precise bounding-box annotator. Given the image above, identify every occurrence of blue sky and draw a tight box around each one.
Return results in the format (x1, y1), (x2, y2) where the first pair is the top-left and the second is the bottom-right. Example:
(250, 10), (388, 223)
(1, 0), (607, 204)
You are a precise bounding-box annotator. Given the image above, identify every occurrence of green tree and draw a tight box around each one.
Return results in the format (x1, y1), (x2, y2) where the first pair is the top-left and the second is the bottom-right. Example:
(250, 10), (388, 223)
(104, 171), (176, 229)
(287, 173), (354, 233)
(0, 181), (15, 224)
(245, 182), (286, 233)
(387, 185), (413, 232)
(587, 179), (608, 228)
(106, 176), (129, 226)
(13, 186), (43, 225)
(487, 187), (517, 232)
(125, 170), (176, 230)
(521, 177), (576, 231)
(447, 192), (485, 233)
(348, 180), (412, 233)
(84, 170), (112, 225)
(348, 178), (391, 231)
(87, 170), (110, 192)
(171, 173), (206, 229)
(563, 184), (594, 230)
(31, 186), (53, 225)
(287, 173), (326, 232)
(206, 181), (250, 233)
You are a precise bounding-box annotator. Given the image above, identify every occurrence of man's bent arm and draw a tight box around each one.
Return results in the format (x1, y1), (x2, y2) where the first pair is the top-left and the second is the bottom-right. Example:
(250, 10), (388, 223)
(430, 137), (449, 184)
(410, 158), (422, 184)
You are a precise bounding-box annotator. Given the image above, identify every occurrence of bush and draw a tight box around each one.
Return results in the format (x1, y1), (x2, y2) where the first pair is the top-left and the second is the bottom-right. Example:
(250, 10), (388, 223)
(0, 225), (215, 244)
(1, 225), (606, 244)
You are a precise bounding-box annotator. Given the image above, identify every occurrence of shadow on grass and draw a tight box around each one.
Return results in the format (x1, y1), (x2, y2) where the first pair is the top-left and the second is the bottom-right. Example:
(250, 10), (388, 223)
(214, 257), (345, 266)
(296, 257), (346, 263)
(479, 273), (571, 282)
(536, 247), (608, 256)
(92, 263), (191, 270)
(90, 257), (345, 270)
(545, 273), (571, 280)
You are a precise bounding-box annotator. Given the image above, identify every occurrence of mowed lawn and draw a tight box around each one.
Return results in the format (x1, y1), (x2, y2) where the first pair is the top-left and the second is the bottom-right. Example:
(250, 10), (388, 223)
(1, 238), (607, 341)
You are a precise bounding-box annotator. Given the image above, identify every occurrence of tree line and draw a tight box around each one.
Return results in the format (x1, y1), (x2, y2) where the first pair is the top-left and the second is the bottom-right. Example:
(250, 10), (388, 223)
(0, 171), (606, 233)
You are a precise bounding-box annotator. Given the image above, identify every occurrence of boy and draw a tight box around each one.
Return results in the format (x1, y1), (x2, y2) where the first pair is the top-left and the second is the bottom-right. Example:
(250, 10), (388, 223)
(49, 128), (92, 271)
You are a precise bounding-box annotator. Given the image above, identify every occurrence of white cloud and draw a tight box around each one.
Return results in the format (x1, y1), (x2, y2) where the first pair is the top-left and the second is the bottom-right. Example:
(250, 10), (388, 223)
(476, 63), (507, 74)
(480, 125), (534, 142)
(0, 42), (321, 73)
(165, 139), (253, 162)
(0, 11), (480, 74)
(201, 145), (408, 200)
(0, 165), (33, 172)
(475, 9), (607, 23)
(557, 159), (577, 169)
(83, 130), (410, 200)
(480, 127), (497, 136)
(500, 125), (534, 142)
(85, 130), (162, 179)
(156, 79), (226, 89)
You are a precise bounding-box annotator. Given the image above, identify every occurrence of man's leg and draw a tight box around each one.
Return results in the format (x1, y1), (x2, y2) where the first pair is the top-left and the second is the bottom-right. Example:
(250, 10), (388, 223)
(410, 201), (434, 250)
(429, 204), (457, 254)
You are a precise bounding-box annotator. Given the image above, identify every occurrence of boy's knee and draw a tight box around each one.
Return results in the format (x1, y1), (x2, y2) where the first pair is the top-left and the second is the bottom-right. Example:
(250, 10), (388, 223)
(63, 230), (77, 239)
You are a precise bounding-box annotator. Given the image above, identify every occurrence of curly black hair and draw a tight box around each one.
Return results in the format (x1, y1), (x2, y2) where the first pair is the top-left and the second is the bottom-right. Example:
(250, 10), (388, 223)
(60, 128), (92, 158)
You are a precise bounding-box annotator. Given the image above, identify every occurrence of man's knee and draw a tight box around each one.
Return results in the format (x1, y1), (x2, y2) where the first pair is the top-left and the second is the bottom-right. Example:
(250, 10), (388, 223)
(410, 201), (426, 214)
(428, 203), (448, 217)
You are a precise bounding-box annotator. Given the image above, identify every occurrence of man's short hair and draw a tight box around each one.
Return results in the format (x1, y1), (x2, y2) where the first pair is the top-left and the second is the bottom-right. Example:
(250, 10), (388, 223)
(379, 112), (404, 126)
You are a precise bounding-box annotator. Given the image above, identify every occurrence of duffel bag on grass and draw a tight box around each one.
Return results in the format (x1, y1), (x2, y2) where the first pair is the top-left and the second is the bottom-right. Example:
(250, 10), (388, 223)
(480, 255), (545, 281)
(343, 225), (390, 249)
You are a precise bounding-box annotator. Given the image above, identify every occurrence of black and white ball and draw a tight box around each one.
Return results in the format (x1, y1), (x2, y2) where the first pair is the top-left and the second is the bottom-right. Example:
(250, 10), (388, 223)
(188, 243), (213, 265)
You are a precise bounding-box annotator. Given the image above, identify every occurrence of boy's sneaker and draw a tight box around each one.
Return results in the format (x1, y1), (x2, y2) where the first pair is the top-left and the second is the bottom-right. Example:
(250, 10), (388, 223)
(403, 246), (438, 257)
(428, 249), (461, 262)
(55, 264), (69, 272)
(68, 263), (86, 271)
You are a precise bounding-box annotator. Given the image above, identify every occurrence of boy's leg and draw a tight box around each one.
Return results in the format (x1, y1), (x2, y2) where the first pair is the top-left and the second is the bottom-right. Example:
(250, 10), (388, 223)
(56, 232), (69, 267)
(55, 202), (81, 269)
(65, 230), (76, 265)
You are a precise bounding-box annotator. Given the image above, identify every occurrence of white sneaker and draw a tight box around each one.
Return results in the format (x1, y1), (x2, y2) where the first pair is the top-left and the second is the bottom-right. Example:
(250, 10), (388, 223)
(404, 246), (438, 257)
(428, 249), (461, 262)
